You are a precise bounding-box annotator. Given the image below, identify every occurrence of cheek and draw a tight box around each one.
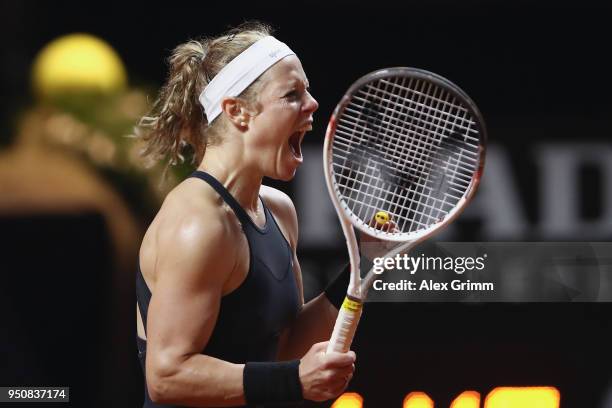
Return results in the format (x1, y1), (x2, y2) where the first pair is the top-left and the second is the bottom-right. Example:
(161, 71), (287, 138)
(251, 98), (300, 140)
(263, 105), (298, 131)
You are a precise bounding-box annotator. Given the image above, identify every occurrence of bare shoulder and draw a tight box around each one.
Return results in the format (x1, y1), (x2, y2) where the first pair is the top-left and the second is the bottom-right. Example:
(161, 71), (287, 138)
(260, 185), (298, 247)
(160, 181), (229, 237)
(142, 179), (239, 290)
(260, 185), (295, 212)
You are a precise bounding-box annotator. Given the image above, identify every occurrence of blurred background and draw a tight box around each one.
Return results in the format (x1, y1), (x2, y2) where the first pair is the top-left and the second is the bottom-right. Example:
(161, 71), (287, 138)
(1, 0), (611, 407)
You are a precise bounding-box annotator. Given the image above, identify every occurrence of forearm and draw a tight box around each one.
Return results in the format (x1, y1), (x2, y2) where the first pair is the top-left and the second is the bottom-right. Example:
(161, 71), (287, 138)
(277, 293), (338, 360)
(148, 353), (245, 407)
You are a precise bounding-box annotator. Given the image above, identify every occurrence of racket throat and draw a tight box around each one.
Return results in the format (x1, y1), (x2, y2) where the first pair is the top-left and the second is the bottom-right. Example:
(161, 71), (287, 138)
(347, 282), (364, 300)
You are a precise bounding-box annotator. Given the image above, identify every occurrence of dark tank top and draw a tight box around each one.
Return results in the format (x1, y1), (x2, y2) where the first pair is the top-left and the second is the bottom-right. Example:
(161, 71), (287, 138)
(136, 171), (301, 408)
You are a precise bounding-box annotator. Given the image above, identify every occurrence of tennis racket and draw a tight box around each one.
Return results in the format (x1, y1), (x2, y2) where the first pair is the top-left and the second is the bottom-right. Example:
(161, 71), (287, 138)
(324, 67), (487, 353)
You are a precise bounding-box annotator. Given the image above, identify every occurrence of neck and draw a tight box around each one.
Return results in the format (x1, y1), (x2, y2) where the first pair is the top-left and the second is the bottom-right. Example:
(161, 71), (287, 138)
(197, 136), (262, 213)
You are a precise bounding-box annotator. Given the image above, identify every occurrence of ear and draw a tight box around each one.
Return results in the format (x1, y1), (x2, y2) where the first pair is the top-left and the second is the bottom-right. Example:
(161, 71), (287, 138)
(220, 97), (250, 129)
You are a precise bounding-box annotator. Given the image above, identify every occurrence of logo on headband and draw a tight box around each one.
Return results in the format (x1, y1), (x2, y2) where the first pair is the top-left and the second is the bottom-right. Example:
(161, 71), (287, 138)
(269, 48), (282, 58)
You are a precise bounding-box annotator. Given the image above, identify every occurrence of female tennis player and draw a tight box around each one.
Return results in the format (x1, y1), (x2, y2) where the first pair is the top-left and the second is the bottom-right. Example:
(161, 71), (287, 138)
(135, 22), (356, 407)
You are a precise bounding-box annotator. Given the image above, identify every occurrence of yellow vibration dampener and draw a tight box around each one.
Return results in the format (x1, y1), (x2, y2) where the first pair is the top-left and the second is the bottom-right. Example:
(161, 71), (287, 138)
(375, 211), (390, 225)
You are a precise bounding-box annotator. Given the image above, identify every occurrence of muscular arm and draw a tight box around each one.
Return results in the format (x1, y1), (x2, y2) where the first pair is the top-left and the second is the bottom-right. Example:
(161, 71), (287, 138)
(145, 207), (246, 407)
(145, 187), (354, 405)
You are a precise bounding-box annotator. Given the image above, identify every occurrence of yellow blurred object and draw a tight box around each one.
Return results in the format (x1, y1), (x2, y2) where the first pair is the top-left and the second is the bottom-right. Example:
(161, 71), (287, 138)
(485, 386), (560, 408)
(403, 391), (434, 408)
(331, 392), (363, 408)
(375, 210), (390, 225)
(32, 33), (127, 98)
(451, 391), (480, 408)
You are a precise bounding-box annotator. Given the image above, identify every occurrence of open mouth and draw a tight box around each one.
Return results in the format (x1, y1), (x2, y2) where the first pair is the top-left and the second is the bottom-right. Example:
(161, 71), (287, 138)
(288, 131), (304, 160)
(288, 122), (313, 162)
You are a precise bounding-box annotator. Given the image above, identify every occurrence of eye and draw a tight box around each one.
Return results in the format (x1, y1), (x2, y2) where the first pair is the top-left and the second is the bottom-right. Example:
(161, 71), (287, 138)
(284, 90), (298, 99)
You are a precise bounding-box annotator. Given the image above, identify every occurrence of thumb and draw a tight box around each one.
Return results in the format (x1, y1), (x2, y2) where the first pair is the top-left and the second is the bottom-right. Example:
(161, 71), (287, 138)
(311, 341), (329, 353)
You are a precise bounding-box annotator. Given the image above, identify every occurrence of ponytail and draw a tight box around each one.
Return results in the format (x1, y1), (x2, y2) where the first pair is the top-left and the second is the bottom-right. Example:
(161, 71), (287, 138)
(136, 40), (208, 165)
(134, 21), (273, 167)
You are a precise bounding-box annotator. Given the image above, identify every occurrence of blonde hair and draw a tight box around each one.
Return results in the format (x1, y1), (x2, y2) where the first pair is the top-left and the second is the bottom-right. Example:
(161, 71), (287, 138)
(135, 21), (273, 166)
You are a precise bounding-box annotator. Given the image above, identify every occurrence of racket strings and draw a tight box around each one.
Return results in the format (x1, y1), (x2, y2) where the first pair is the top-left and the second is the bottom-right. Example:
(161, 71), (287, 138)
(362, 76), (448, 228)
(397, 78), (453, 230)
(338, 79), (477, 183)
(344, 90), (480, 160)
(333, 128), (473, 193)
(337, 98), (479, 179)
(414, 83), (477, 229)
(331, 75), (481, 236)
(351, 90), (479, 145)
(376, 79), (479, 138)
(332, 163), (456, 228)
(342, 79), (462, 217)
(333, 124), (478, 180)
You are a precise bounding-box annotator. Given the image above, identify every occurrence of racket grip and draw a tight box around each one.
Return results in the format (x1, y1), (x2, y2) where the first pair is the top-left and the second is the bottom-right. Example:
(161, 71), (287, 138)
(326, 297), (363, 354)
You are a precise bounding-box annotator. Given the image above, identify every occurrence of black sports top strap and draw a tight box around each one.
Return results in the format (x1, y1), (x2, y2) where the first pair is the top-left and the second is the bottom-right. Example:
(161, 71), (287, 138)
(136, 265), (150, 336)
(189, 171), (253, 228)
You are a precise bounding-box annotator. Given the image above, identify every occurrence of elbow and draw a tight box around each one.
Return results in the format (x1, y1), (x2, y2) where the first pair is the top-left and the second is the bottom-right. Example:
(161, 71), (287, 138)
(147, 372), (172, 404)
(146, 357), (180, 404)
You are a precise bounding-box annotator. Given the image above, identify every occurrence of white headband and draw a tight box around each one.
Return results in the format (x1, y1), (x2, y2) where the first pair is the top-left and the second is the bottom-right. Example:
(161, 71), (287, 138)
(198, 36), (295, 123)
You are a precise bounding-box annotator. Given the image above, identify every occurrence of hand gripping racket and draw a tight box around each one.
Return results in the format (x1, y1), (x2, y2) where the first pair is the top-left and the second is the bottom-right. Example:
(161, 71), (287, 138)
(324, 67), (487, 353)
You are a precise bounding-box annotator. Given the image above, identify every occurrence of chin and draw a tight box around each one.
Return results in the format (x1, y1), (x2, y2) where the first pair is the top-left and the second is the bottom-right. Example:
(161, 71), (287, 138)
(275, 171), (297, 182)
(269, 165), (298, 182)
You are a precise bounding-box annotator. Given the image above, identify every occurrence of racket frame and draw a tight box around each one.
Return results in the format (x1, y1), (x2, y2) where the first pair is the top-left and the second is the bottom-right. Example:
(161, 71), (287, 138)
(323, 67), (487, 352)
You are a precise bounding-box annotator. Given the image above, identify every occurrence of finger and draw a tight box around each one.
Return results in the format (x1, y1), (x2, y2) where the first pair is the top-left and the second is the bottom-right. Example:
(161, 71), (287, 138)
(330, 379), (351, 397)
(370, 217), (389, 229)
(341, 363), (355, 375)
(327, 350), (356, 364)
(331, 368), (354, 381)
(325, 352), (356, 368)
(324, 389), (340, 401)
(327, 378), (347, 392)
(383, 220), (396, 232)
(335, 365), (355, 377)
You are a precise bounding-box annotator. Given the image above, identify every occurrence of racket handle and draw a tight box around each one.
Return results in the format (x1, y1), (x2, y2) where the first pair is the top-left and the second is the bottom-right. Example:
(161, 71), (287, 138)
(326, 297), (363, 354)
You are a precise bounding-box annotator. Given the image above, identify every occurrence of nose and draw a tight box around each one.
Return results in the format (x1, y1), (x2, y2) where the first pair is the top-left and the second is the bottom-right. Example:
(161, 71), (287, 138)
(303, 91), (319, 114)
